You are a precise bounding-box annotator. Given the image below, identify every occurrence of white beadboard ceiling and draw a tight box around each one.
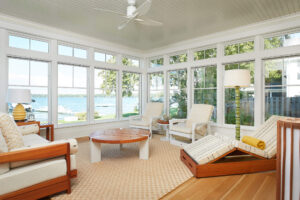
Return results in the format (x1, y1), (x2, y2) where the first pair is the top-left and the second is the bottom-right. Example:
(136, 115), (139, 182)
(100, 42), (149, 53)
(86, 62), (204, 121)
(0, 0), (299, 50)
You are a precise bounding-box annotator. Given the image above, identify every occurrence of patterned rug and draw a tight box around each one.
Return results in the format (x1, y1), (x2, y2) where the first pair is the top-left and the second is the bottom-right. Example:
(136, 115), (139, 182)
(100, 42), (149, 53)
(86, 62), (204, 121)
(52, 134), (193, 200)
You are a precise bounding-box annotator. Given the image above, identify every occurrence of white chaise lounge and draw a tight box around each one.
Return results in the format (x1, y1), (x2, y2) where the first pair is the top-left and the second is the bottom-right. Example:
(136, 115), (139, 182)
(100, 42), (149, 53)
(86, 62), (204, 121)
(181, 115), (283, 177)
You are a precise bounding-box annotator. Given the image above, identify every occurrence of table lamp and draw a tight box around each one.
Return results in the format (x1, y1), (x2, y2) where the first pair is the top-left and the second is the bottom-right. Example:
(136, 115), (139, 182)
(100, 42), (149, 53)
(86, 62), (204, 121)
(224, 69), (250, 140)
(7, 89), (32, 121)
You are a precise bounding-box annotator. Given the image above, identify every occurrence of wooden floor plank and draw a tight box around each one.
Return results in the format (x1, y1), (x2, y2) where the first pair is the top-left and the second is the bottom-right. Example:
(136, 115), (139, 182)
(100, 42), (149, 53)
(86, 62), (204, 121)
(161, 172), (276, 200)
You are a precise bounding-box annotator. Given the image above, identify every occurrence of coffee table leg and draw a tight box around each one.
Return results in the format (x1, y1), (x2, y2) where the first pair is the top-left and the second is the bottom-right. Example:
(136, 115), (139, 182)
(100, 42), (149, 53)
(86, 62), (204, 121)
(139, 139), (149, 160)
(90, 141), (101, 163)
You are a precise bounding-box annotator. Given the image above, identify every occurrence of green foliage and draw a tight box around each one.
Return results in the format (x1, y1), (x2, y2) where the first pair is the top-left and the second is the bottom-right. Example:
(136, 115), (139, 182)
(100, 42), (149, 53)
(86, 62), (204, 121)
(150, 58), (164, 67)
(97, 69), (117, 95)
(264, 36), (284, 49)
(122, 72), (140, 97)
(224, 41), (254, 56)
(170, 53), (187, 64)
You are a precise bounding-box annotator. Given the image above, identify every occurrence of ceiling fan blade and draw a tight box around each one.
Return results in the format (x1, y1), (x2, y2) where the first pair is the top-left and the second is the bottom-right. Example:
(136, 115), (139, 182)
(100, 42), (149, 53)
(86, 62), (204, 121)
(118, 15), (137, 30)
(133, 0), (152, 16)
(136, 17), (163, 26)
(94, 7), (125, 16)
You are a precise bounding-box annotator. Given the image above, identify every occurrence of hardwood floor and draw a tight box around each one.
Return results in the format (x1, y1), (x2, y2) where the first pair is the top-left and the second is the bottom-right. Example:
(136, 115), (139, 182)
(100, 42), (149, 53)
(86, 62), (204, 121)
(161, 172), (276, 200)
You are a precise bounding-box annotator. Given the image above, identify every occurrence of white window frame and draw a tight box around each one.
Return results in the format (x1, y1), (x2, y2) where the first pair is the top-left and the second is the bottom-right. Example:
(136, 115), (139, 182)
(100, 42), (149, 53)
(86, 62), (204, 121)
(57, 42), (88, 59)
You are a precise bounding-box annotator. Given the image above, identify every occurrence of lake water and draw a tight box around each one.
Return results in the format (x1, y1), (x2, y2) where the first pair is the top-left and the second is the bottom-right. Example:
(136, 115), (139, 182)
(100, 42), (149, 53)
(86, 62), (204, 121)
(29, 96), (139, 122)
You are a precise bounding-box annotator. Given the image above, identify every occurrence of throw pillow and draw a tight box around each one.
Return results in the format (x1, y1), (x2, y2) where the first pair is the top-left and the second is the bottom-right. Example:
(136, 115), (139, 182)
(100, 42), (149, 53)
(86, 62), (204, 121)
(0, 113), (24, 150)
(0, 129), (10, 175)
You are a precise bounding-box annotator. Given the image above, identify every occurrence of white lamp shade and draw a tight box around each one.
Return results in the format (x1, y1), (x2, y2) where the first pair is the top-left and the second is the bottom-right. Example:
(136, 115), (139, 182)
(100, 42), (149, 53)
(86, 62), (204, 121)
(224, 69), (251, 87)
(7, 89), (32, 104)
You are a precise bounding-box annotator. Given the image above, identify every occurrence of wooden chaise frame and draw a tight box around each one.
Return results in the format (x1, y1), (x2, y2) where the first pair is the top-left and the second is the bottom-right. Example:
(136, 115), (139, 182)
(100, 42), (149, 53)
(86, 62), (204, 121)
(0, 143), (77, 200)
(180, 147), (276, 178)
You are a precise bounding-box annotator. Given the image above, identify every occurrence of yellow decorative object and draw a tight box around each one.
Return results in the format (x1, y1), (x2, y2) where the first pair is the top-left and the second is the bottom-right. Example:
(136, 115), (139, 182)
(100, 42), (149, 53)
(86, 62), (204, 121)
(12, 103), (26, 121)
(242, 135), (266, 150)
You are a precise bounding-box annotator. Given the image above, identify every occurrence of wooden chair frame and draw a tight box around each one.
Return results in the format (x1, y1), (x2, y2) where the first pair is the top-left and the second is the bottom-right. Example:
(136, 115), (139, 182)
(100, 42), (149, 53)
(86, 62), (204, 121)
(180, 148), (276, 178)
(0, 143), (76, 200)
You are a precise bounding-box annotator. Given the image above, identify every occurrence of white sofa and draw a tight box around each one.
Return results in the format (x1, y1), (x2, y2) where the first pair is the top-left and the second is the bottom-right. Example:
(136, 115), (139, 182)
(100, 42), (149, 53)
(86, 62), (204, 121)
(0, 113), (78, 200)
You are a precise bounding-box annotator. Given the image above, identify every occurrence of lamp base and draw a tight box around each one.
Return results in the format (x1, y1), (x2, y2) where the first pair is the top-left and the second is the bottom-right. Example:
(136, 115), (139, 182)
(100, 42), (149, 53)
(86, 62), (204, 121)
(13, 103), (27, 121)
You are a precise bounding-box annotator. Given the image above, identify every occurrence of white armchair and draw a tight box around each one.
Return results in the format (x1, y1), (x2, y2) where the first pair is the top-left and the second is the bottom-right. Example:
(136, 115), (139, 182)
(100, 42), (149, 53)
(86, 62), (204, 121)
(129, 102), (164, 138)
(169, 104), (214, 147)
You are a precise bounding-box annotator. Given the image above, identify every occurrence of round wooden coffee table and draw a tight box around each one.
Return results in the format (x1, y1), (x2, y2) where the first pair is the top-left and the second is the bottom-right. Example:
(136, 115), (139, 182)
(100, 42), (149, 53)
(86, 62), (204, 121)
(89, 128), (150, 163)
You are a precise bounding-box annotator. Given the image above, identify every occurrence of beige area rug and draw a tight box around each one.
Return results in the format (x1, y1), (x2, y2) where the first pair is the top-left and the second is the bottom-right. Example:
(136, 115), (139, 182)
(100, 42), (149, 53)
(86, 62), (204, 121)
(53, 134), (193, 200)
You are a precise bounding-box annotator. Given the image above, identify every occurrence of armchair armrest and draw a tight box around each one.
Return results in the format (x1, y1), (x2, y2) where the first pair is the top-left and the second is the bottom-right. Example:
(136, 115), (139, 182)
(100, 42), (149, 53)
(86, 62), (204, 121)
(0, 143), (70, 164)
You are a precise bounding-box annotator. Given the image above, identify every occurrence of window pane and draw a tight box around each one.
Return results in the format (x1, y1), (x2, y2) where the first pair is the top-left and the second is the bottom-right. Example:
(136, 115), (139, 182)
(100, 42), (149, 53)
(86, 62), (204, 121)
(58, 64), (73, 87)
(122, 57), (139, 67)
(264, 57), (300, 120)
(74, 48), (87, 59)
(194, 50), (205, 61)
(106, 54), (116, 64)
(131, 59), (139, 67)
(224, 62), (255, 126)
(224, 44), (238, 56)
(194, 66), (217, 88)
(8, 58), (30, 85)
(170, 53), (187, 64)
(9, 35), (29, 50)
(31, 39), (49, 53)
(264, 32), (300, 49)
(74, 66), (87, 88)
(225, 41), (254, 56)
(30, 61), (48, 86)
(150, 58), (164, 67)
(205, 48), (217, 59)
(149, 72), (164, 102)
(58, 45), (72, 56)
(169, 69), (187, 118)
(94, 69), (117, 120)
(122, 72), (140, 117)
(95, 52), (105, 62)
(8, 86), (49, 123)
(194, 89), (217, 122)
(58, 88), (87, 124)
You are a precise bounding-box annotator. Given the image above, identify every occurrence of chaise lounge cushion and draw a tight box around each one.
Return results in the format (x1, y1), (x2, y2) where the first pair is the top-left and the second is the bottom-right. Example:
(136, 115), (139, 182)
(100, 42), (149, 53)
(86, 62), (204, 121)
(0, 113), (24, 150)
(0, 158), (67, 195)
(0, 130), (9, 175)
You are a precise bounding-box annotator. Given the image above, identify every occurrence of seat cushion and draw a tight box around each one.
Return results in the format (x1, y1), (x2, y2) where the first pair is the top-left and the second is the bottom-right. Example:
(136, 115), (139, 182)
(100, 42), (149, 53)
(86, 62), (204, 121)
(18, 124), (39, 136)
(170, 124), (192, 134)
(0, 113), (24, 150)
(130, 119), (150, 127)
(0, 130), (9, 175)
(22, 134), (49, 146)
(0, 158), (66, 195)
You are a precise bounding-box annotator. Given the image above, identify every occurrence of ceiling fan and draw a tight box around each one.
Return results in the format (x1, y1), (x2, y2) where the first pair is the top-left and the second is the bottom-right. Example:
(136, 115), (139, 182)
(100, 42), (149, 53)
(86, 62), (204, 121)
(94, 0), (163, 30)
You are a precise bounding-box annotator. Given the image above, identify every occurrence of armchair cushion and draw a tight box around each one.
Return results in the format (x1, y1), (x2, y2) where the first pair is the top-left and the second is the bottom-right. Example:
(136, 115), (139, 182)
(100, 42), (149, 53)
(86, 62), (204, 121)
(0, 158), (67, 195)
(18, 124), (39, 136)
(0, 130), (9, 175)
(130, 118), (149, 127)
(0, 113), (24, 150)
(170, 124), (191, 134)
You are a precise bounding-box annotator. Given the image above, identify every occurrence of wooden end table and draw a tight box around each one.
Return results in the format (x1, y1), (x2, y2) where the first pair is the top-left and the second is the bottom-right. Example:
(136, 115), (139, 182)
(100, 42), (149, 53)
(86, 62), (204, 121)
(89, 128), (150, 163)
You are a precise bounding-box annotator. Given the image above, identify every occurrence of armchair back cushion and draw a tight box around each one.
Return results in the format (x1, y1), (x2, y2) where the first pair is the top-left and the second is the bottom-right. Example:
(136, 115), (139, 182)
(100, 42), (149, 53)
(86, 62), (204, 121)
(0, 113), (24, 151)
(186, 104), (213, 135)
(143, 103), (164, 122)
(0, 130), (9, 175)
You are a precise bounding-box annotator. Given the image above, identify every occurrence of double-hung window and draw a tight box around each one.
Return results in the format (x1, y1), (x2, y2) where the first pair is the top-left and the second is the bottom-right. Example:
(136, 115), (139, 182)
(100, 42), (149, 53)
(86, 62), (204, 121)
(264, 57), (300, 120)
(122, 72), (141, 117)
(149, 72), (164, 102)
(8, 57), (50, 123)
(57, 64), (88, 124)
(94, 68), (117, 120)
(224, 61), (255, 126)
(193, 65), (217, 121)
(168, 69), (187, 118)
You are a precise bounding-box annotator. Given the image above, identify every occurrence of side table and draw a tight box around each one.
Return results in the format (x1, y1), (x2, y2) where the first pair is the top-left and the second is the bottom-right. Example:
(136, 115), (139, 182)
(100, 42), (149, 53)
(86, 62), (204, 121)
(157, 121), (169, 141)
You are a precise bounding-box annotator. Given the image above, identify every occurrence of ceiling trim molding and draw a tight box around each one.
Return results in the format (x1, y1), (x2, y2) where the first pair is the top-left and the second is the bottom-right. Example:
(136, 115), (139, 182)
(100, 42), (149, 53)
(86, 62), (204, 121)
(143, 12), (300, 57)
(0, 13), (144, 57)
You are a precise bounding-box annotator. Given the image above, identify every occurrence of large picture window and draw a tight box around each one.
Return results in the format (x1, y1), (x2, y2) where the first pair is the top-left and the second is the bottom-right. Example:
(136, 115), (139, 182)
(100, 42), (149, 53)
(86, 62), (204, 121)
(8, 57), (49, 123)
(94, 68), (117, 120)
(58, 64), (88, 124)
(264, 57), (300, 120)
(168, 69), (187, 118)
(193, 65), (217, 121)
(149, 72), (164, 102)
(122, 72), (140, 117)
(224, 61), (255, 126)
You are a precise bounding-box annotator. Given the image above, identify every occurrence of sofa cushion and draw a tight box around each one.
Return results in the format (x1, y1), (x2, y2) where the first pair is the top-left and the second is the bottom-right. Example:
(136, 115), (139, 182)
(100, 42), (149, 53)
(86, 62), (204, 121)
(18, 124), (39, 136)
(22, 134), (49, 146)
(0, 113), (24, 150)
(0, 130), (9, 175)
(0, 158), (66, 195)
